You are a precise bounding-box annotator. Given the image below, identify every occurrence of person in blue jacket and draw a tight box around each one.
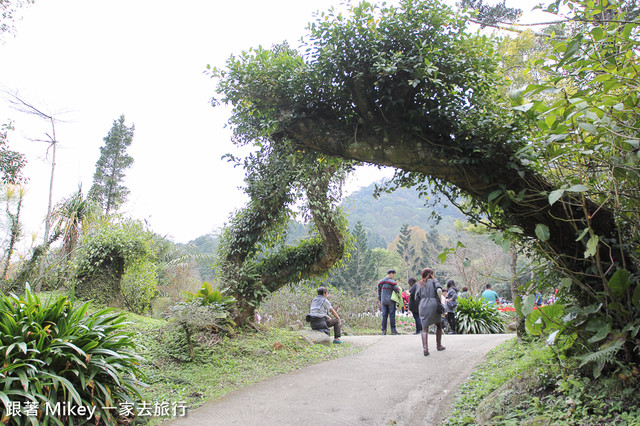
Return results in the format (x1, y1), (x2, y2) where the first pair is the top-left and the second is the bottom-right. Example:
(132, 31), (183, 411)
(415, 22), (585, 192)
(377, 269), (400, 335)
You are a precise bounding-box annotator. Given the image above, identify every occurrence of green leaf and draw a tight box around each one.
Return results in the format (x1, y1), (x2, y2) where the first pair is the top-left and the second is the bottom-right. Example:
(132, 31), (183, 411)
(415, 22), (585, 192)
(633, 284), (640, 308)
(513, 103), (534, 112)
(547, 330), (560, 345)
(487, 189), (502, 202)
(584, 235), (599, 258)
(608, 269), (631, 297)
(535, 224), (550, 241)
(575, 228), (589, 242)
(522, 293), (536, 316)
(548, 188), (564, 205)
(567, 184), (588, 192)
(578, 122), (597, 134)
(586, 319), (610, 343)
(514, 294), (524, 318)
(545, 114), (556, 128)
(590, 27), (604, 41)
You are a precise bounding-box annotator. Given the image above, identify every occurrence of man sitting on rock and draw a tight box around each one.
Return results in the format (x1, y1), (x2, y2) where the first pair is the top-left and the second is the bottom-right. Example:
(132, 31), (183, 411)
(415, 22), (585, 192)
(308, 287), (342, 344)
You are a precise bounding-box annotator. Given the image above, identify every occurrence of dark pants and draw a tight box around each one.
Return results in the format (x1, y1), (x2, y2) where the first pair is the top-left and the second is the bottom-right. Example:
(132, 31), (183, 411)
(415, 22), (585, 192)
(412, 310), (422, 333)
(381, 303), (397, 333)
(310, 317), (341, 338)
(446, 312), (457, 333)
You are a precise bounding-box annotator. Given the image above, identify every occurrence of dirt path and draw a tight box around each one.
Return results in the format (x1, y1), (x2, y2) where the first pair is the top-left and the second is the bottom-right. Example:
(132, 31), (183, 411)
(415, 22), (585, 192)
(166, 333), (513, 425)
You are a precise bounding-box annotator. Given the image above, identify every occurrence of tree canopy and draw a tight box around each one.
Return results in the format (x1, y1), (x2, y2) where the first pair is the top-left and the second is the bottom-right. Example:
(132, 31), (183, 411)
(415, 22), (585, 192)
(212, 0), (639, 366)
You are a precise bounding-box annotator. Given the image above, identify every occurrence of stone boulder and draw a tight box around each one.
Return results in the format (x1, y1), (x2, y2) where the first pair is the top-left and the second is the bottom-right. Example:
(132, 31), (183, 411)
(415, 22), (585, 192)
(298, 329), (332, 345)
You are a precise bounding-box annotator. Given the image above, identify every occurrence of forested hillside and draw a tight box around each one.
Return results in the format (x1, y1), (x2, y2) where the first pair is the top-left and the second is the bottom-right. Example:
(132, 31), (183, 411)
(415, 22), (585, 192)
(341, 182), (465, 244)
(187, 181), (466, 251)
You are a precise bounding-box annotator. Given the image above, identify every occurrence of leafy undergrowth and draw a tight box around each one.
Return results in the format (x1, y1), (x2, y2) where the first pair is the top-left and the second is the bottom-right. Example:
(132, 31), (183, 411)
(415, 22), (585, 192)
(124, 314), (361, 424)
(444, 338), (640, 425)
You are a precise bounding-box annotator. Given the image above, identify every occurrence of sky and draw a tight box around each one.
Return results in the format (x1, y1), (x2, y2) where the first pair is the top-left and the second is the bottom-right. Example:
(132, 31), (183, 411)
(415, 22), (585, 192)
(0, 0), (548, 246)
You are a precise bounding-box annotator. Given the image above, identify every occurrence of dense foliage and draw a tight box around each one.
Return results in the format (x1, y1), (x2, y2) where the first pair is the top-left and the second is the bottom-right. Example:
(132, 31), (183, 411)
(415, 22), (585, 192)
(0, 287), (144, 425)
(73, 220), (155, 307)
(446, 338), (640, 425)
(212, 0), (639, 371)
(508, 0), (640, 371)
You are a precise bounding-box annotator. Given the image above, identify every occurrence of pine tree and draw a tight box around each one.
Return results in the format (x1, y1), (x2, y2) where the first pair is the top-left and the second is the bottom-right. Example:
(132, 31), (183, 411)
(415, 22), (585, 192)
(89, 115), (135, 214)
(328, 221), (377, 296)
(396, 223), (420, 281)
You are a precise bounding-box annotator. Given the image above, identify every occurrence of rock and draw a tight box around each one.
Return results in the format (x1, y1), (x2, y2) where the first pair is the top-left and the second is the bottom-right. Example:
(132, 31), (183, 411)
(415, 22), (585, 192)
(475, 373), (541, 425)
(298, 329), (332, 345)
(508, 322), (519, 331)
(289, 320), (305, 331)
(522, 416), (552, 426)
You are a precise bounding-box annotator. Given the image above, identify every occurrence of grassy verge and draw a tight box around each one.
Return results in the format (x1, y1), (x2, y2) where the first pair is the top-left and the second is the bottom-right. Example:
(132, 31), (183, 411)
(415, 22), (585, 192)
(444, 338), (640, 425)
(124, 314), (362, 424)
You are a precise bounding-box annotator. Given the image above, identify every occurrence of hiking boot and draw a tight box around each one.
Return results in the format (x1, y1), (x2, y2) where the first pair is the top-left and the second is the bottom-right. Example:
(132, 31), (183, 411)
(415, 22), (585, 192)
(333, 339), (343, 344)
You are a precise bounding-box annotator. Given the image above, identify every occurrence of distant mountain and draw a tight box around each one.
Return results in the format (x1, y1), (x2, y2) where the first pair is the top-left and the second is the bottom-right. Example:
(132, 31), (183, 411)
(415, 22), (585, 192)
(341, 182), (466, 243)
(187, 182), (467, 253)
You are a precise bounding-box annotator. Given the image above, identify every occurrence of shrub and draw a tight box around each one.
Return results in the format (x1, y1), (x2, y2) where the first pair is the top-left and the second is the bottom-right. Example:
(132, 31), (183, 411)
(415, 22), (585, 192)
(121, 259), (158, 315)
(73, 220), (153, 307)
(0, 286), (145, 425)
(182, 281), (235, 307)
(163, 282), (236, 361)
(456, 297), (505, 334)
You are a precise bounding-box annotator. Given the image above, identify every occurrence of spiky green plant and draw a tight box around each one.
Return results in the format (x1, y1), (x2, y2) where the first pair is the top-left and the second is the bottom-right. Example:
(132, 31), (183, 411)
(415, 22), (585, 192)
(182, 281), (235, 307)
(456, 297), (505, 334)
(0, 285), (145, 425)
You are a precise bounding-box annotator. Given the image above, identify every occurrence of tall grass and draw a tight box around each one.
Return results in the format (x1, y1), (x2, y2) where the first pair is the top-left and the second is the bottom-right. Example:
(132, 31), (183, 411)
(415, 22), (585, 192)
(257, 282), (381, 333)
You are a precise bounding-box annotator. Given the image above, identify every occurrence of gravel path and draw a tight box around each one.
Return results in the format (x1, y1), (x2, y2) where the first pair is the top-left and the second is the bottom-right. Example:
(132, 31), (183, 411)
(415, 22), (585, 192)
(165, 333), (513, 425)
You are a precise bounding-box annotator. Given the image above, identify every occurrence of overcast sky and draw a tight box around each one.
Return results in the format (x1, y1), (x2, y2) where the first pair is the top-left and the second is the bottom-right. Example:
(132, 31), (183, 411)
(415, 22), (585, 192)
(1, 0), (546, 246)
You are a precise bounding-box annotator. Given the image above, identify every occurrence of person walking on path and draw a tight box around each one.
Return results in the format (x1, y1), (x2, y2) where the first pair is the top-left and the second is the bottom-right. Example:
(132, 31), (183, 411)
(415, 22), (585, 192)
(445, 279), (459, 334)
(481, 284), (500, 305)
(378, 269), (401, 335)
(417, 268), (446, 356)
(308, 287), (343, 344)
(408, 277), (422, 334)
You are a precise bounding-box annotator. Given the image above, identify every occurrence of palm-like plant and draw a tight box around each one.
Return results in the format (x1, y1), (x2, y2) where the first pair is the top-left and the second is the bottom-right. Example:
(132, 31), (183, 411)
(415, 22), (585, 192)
(0, 285), (145, 424)
(456, 297), (506, 334)
(50, 187), (102, 259)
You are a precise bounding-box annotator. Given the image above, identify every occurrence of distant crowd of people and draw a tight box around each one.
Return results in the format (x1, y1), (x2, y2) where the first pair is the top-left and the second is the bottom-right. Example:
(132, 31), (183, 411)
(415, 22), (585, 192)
(305, 266), (555, 354)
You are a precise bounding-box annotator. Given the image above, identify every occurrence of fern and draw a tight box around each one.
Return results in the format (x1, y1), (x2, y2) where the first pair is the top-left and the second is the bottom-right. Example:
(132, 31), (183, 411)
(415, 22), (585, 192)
(577, 340), (624, 368)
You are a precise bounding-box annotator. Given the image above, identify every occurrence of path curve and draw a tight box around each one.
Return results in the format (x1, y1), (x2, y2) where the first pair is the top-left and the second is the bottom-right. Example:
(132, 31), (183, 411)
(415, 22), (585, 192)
(166, 333), (513, 425)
